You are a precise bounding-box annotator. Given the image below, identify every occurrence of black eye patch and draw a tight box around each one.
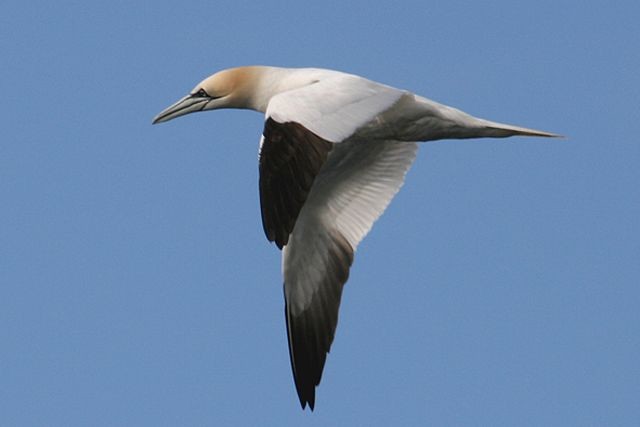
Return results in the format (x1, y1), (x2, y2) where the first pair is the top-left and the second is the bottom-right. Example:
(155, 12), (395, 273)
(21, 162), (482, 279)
(193, 88), (209, 98)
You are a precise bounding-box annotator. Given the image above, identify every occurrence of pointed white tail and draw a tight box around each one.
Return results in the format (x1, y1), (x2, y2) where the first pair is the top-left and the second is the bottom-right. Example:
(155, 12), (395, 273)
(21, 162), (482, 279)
(480, 120), (563, 138)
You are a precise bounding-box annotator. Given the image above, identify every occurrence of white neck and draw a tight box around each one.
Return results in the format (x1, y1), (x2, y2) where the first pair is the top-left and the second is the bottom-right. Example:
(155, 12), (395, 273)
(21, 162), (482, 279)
(239, 66), (336, 112)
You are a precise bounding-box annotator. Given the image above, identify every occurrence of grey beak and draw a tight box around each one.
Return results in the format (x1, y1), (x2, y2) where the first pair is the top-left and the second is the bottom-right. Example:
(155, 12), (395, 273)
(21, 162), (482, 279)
(152, 95), (210, 124)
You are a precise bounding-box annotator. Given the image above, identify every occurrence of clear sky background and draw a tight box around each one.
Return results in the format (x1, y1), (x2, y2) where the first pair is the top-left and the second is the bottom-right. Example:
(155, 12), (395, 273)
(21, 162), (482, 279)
(2, 1), (638, 425)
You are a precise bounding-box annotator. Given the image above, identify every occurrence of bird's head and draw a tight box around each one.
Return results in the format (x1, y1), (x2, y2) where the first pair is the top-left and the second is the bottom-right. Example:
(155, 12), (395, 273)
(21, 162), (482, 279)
(152, 67), (258, 124)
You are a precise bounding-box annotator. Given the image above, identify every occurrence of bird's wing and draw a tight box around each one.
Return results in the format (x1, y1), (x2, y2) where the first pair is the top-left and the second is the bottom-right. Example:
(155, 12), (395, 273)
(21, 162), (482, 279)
(281, 138), (418, 409)
(259, 78), (416, 409)
(265, 74), (406, 143)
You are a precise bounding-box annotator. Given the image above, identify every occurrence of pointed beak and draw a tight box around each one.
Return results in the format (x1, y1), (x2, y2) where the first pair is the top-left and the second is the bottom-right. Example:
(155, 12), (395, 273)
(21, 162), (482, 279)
(152, 95), (211, 124)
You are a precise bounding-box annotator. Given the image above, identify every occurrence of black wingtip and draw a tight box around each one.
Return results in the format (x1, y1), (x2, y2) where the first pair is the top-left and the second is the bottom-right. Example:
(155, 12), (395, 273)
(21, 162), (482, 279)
(286, 300), (318, 411)
(297, 395), (315, 411)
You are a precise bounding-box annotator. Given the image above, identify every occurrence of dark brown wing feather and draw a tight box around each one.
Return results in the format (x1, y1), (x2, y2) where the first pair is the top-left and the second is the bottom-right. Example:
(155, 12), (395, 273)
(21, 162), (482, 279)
(259, 118), (333, 249)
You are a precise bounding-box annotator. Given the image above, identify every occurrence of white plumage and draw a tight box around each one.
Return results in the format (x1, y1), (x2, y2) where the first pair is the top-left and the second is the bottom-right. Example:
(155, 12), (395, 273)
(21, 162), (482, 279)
(153, 65), (559, 410)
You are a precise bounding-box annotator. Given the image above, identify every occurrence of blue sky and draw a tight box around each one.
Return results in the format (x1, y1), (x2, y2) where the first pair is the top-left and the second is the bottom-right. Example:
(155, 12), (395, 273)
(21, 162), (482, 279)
(2, 1), (639, 425)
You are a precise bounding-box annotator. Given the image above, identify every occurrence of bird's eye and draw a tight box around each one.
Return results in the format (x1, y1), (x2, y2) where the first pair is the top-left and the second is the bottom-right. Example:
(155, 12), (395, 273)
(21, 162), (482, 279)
(194, 88), (209, 98)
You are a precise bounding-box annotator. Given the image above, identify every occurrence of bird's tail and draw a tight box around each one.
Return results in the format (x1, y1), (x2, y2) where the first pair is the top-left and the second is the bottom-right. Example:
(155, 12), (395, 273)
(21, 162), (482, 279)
(478, 120), (563, 138)
(411, 96), (563, 140)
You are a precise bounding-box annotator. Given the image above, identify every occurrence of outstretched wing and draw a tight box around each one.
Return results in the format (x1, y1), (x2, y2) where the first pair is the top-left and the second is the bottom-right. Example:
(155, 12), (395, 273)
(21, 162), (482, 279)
(258, 76), (417, 409)
(281, 138), (417, 409)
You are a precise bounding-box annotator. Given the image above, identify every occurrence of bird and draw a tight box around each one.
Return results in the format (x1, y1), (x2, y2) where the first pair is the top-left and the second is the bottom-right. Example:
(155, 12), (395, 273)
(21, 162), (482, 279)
(152, 65), (559, 410)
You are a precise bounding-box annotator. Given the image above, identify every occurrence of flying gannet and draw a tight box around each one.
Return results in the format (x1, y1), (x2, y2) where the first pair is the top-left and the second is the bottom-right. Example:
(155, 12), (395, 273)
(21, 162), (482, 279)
(152, 66), (559, 410)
